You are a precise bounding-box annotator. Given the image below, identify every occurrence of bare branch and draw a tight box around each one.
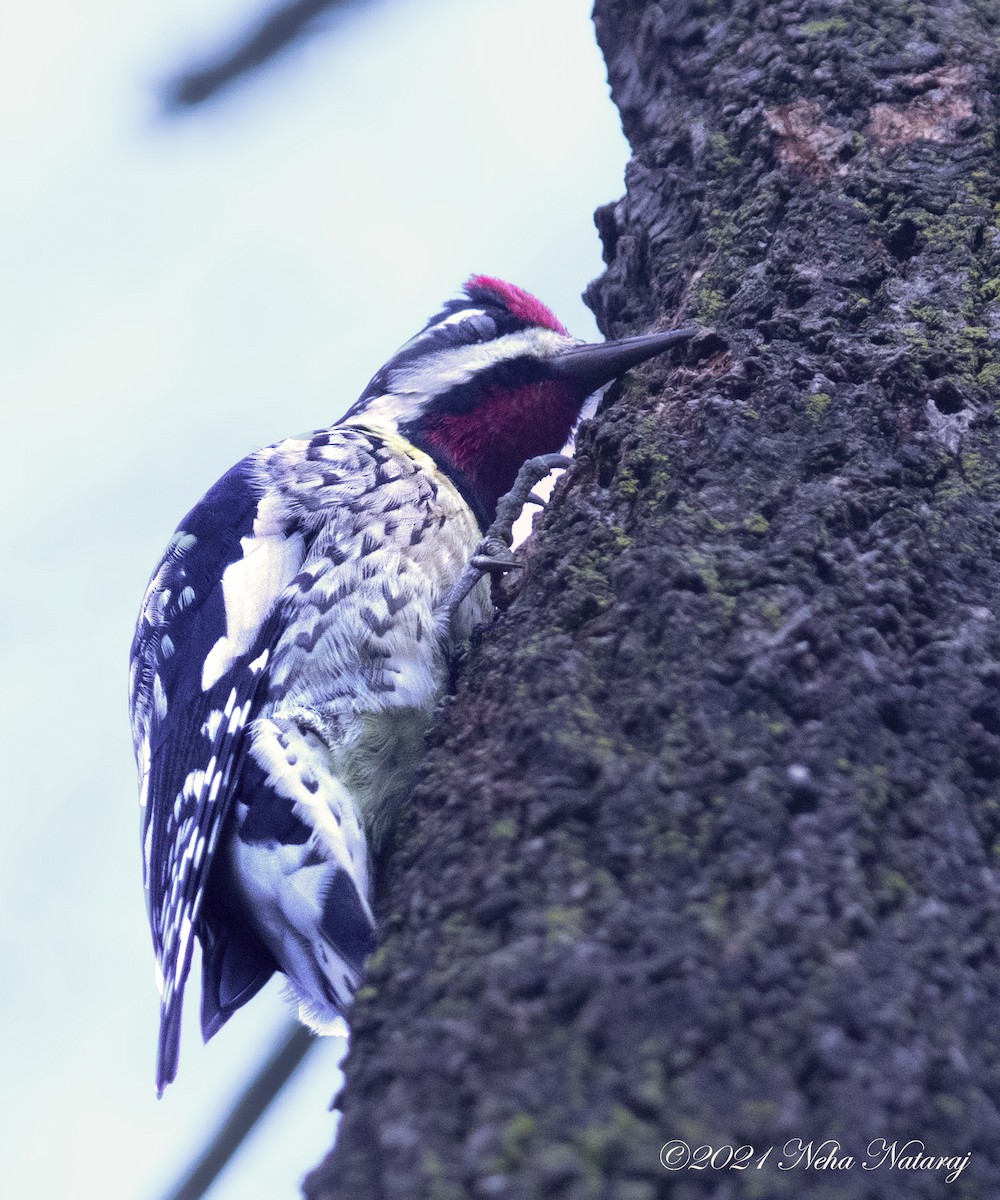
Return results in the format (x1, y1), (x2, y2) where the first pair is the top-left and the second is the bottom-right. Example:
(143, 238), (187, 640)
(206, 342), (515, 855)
(163, 0), (353, 110)
(160, 1023), (315, 1200)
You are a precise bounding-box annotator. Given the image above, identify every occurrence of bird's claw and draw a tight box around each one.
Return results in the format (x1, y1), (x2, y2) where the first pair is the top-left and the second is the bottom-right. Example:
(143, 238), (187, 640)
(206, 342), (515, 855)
(443, 453), (572, 622)
(470, 554), (523, 573)
(492, 453), (572, 532)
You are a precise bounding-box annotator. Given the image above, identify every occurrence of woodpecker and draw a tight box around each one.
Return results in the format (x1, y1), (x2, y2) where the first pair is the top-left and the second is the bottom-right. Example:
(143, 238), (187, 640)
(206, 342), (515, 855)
(129, 275), (694, 1093)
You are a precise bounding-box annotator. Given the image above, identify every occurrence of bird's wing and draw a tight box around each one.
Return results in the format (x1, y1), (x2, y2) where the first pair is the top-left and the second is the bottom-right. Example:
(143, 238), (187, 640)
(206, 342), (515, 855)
(128, 457), (307, 1093)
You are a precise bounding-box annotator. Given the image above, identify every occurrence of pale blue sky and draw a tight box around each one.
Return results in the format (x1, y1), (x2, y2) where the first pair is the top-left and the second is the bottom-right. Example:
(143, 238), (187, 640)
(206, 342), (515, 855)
(0, 2), (628, 1196)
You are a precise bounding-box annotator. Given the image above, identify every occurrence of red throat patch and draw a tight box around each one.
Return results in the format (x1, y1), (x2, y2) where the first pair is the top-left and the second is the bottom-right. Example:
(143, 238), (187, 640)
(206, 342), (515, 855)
(466, 275), (569, 335)
(423, 379), (580, 516)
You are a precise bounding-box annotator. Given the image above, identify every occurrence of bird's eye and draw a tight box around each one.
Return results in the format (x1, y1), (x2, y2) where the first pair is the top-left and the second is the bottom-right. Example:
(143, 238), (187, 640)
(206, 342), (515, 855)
(456, 313), (497, 343)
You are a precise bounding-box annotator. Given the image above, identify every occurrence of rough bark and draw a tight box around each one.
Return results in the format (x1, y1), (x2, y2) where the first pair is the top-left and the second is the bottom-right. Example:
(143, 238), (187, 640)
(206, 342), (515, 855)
(306, 2), (1000, 1197)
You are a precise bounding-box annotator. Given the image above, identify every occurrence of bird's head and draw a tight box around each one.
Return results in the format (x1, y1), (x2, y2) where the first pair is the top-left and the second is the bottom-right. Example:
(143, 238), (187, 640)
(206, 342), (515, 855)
(342, 275), (695, 519)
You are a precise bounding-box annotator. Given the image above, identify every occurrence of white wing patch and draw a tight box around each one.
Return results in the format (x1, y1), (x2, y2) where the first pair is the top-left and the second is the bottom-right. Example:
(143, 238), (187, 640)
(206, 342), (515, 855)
(201, 494), (305, 691)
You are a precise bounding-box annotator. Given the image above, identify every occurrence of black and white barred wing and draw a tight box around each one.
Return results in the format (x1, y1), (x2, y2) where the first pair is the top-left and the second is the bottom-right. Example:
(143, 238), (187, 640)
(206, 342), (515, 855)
(129, 460), (306, 1093)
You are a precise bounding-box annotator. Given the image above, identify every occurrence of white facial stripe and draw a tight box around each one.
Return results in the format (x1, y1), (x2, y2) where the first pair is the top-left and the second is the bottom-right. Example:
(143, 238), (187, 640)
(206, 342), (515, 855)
(390, 327), (573, 395)
(395, 307), (489, 356)
(349, 327), (577, 431)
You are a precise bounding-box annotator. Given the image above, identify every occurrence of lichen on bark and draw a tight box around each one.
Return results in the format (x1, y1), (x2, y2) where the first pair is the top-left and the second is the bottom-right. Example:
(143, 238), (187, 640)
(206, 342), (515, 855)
(306, 3), (1000, 1197)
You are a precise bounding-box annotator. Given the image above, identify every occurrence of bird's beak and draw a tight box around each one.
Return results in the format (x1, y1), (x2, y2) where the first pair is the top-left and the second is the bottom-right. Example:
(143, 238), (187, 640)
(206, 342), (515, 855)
(549, 327), (698, 395)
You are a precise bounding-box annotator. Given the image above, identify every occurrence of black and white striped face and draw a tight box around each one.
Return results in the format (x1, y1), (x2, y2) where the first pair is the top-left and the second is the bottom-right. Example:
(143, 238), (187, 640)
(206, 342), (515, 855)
(339, 276), (698, 518)
(341, 277), (580, 427)
(339, 277), (585, 514)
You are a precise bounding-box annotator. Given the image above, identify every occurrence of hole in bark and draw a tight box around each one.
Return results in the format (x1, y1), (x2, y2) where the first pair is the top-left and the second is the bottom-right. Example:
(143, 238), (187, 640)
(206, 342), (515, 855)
(931, 380), (964, 413)
(814, 552), (838, 584)
(679, 21), (706, 47)
(964, 941), (992, 970)
(689, 329), (728, 359)
(597, 454), (616, 489)
(886, 217), (918, 259)
(804, 439), (849, 477)
(971, 752), (1000, 781)
(878, 697), (910, 735)
(794, 1052), (825, 1091)
(872, 605), (901, 634)
(972, 703), (1000, 736)
(671, 569), (708, 593)
(788, 284), (812, 307)
(787, 788), (819, 816)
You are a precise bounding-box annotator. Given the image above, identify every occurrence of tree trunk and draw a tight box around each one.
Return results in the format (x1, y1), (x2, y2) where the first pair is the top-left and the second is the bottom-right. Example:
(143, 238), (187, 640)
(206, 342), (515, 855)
(305, 2), (1000, 1196)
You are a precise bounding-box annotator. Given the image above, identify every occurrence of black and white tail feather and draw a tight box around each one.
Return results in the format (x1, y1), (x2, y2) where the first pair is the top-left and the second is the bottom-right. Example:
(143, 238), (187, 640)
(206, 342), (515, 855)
(130, 460), (378, 1094)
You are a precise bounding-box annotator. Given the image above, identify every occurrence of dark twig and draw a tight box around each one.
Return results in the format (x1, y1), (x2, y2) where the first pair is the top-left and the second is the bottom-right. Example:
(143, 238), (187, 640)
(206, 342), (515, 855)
(163, 0), (353, 110)
(159, 1023), (316, 1200)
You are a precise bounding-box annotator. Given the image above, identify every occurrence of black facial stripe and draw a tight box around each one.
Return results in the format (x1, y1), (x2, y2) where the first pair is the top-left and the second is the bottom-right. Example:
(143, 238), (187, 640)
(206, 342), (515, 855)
(416, 354), (553, 418)
(344, 298), (540, 416)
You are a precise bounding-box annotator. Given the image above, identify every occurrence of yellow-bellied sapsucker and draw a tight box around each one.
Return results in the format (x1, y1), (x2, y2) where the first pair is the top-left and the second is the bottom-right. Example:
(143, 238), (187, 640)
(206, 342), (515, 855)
(129, 276), (694, 1092)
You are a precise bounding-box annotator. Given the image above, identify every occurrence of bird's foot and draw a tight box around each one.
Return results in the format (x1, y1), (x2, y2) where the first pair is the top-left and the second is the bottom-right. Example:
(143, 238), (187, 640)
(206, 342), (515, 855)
(444, 453), (572, 620)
